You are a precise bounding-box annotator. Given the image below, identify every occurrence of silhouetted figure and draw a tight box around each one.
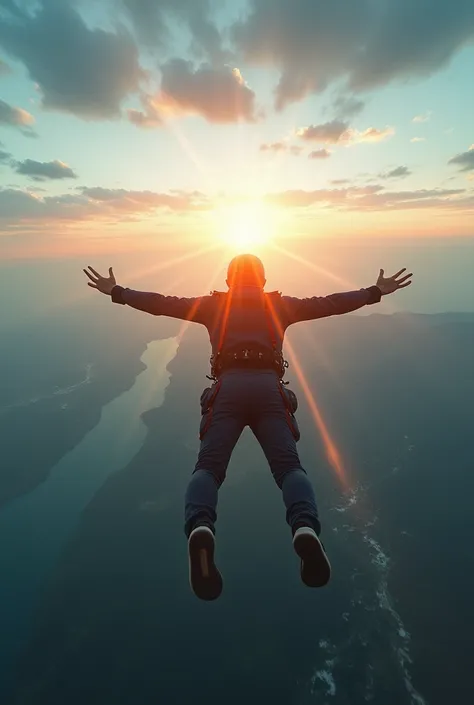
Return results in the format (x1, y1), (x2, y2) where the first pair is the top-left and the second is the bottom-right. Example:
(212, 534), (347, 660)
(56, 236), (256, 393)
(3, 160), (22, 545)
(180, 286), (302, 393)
(84, 254), (412, 600)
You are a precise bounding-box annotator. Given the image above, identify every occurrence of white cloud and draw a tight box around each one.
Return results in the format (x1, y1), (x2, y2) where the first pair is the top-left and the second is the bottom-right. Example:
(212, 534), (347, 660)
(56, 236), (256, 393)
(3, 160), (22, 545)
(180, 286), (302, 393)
(412, 111), (432, 123)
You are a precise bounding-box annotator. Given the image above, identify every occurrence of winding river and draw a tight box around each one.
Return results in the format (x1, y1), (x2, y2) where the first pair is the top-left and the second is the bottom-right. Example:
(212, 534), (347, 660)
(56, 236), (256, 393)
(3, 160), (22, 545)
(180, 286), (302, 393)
(0, 337), (178, 693)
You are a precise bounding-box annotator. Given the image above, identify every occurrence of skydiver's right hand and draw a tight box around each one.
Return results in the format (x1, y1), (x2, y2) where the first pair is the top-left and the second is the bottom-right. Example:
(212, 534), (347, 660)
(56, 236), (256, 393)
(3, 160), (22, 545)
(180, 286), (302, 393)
(376, 268), (413, 295)
(83, 266), (117, 295)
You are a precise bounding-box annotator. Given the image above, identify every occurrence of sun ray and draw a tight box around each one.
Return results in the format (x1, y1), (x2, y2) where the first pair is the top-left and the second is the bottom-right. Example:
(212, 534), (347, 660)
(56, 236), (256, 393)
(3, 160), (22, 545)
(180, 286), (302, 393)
(286, 342), (348, 487)
(66, 243), (222, 314)
(161, 115), (217, 194)
(174, 251), (230, 344)
(264, 295), (350, 489)
(271, 241), (402, 315)
(124, 242), (221, 287)
(270, 242), (358, 290)
(211, 198), (277, 254)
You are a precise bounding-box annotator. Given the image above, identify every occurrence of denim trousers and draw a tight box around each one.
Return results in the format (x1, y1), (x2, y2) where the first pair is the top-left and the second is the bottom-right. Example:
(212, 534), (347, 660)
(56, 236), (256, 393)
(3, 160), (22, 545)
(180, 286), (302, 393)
(184, 369), (321, 537)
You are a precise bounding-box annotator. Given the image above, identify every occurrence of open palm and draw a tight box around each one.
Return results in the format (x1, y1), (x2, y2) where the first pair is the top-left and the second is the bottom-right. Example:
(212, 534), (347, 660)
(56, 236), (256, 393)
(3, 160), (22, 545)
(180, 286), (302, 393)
(376, 268), (413, 296)
(83, 266), (116, 295)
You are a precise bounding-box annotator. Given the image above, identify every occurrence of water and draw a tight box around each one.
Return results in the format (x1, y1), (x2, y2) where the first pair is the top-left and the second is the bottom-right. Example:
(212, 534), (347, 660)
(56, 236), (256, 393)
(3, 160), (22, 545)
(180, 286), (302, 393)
(0, 337), (178, 694)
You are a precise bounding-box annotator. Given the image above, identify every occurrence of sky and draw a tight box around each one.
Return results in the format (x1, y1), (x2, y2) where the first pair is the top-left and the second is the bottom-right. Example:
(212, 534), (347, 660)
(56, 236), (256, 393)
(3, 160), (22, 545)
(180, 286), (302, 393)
(0, 0), (473, 311)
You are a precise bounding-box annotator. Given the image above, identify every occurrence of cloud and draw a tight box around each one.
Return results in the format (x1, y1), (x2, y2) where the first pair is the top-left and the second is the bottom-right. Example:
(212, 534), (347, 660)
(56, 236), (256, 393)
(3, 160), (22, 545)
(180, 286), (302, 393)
(232, 0), (474, 109)
(267, 185), (473, 212)
(0, 58), (11, 75)
(13, 159), (77, 181)
(150, 60), (259, 123)
(260, 141), (302, 155)
(309, 149), (331, 159)
(119, 0), (229, 64)
(127, 108), (161, 129)
(0, 140), (11, 162)
(332, 94), (365, 118)
(0, 186), (211, 225)
(297, 120), (349, 143)
(267, 185), (384, 208)
(127, 94), (163, 129)
(0, 98), (35, 135)
(412, 111), (432, 123)
(448, 145), (474, 172)
(0, 1), (144, 119)
(379, 166), (411, 179)
(260, 141), (286, 153)
(297, 120), (394, 146)
(411, 137), (426, 143)
(349, 126), (395, 144)
(80, 186), (209, 211)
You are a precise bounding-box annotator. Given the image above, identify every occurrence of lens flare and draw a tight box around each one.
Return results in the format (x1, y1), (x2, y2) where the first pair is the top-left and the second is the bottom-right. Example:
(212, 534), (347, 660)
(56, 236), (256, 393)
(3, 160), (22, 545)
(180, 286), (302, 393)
(212, 199), (277, 253)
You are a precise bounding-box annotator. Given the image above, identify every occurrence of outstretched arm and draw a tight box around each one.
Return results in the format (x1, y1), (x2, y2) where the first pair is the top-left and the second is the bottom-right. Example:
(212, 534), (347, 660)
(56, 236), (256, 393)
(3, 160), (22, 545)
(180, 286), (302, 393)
(83, 266), (207, 323)
(282, 268), (413, 324)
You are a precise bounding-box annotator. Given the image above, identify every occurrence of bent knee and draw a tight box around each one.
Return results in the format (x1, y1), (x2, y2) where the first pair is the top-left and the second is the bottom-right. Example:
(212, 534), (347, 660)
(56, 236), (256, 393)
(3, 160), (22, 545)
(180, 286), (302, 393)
(273, 465), (306, 489)
(192, 465), (226, 489)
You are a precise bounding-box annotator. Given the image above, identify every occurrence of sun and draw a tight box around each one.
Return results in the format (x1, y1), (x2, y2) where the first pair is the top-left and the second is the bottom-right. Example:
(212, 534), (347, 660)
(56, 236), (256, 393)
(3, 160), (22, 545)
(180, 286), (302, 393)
(212, 199), (277, 253)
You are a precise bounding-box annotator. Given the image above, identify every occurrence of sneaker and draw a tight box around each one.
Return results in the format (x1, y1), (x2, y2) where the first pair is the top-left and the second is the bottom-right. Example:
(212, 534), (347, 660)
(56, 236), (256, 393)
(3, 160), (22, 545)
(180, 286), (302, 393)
(188, 525), (223, 601)
(292, 526), (331, 587)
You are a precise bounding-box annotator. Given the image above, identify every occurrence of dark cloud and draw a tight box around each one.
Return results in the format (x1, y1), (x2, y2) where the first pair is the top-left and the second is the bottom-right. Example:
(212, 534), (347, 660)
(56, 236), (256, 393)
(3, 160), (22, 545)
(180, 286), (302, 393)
(332, 94), (365, 118)
(267, 185), (471, 211)
(0, 98), (35, 135)
(127, 94), (163, 129)
(13, 159), (77, 181)
(0, 1), (144, 119)
(260, 141), (302, 155)
(309, 149), (331, 159)
(155, 60), (259, 123)
(232, 0), (474, 109)
(297, 120), (349, 143)
(119, 0), (227, 62)
(379, 165), (411, 179)
(0, 58), (11, 75)
(448, 146), (474, 172)
(0, 139), (11, 162)
(127, 108), (161, 129)
(0, 185), (211, 224)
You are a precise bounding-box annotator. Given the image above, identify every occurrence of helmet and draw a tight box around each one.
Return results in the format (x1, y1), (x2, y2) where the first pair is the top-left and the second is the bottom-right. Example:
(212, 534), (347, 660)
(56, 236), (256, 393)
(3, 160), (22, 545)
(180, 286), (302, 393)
(226, 254), (266, 288)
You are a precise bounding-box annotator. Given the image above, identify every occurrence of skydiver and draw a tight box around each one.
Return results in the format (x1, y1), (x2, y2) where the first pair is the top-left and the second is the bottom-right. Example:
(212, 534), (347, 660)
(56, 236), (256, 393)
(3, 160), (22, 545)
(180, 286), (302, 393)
(84, 255), (412, 600)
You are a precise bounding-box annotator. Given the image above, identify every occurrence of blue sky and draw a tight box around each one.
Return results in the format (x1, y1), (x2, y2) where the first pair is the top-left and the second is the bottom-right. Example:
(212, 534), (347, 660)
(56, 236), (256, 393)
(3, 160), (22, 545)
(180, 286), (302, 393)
(1, 37), (473, 197)
(0, 0), (473, 309)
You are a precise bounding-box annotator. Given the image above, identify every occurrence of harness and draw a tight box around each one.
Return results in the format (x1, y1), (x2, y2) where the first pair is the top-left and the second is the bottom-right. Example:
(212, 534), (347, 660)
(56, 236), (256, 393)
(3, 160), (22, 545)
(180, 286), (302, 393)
(207, 290), (289, 382)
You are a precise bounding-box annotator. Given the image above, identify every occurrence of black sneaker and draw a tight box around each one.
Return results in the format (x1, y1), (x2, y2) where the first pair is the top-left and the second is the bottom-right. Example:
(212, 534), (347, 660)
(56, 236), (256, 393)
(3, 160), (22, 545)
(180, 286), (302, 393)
(188, 525), (223, 601)
(292, 526), (331, 587)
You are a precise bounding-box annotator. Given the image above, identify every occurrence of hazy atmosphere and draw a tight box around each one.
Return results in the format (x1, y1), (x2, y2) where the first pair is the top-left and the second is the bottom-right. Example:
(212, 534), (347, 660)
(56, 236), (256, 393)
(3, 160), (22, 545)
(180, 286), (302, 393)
(1, 1), (473, 703)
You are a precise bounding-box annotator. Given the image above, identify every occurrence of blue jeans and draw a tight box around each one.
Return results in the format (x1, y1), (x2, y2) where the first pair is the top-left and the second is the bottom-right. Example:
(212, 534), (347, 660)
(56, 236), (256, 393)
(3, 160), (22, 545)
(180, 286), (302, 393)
(184, 369), (321, 537)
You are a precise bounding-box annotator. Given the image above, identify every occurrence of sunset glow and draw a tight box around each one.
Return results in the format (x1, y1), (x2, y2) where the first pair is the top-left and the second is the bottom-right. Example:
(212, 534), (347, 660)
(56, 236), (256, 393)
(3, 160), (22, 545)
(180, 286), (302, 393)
(211, 200), (277, 253)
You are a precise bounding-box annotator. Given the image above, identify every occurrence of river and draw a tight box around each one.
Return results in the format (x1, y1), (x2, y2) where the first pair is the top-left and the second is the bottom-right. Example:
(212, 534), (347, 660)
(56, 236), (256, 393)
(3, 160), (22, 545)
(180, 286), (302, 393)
(0, 337), (178, 695)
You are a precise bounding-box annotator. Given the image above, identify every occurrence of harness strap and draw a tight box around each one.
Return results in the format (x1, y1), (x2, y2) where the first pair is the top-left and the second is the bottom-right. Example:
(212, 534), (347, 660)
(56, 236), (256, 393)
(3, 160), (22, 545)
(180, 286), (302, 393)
(208, 290), (288, 380)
